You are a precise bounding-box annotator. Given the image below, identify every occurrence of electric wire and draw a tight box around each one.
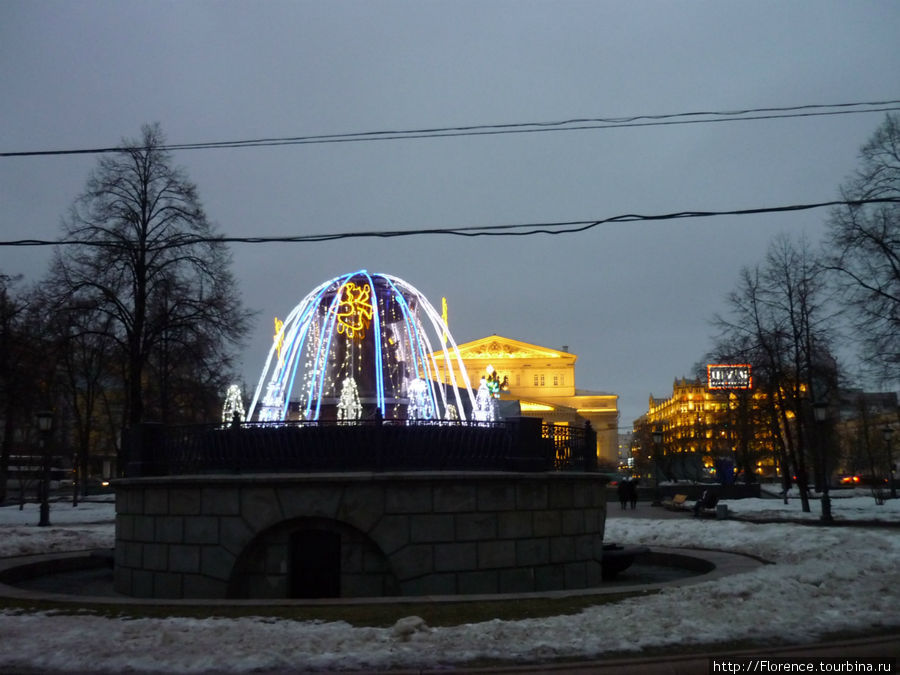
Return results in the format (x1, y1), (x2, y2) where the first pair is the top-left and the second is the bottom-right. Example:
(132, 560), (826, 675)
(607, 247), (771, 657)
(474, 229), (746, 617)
(2, 198), (896, 249)
(2, 99), (899, 157)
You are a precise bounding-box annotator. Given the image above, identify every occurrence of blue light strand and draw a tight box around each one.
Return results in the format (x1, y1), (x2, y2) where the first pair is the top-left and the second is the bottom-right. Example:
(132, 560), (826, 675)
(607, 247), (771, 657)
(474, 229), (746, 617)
(286, 280), (333, 420)
(312, 271), (356, 420)
(383, 276), (440, 418)
(360, 270), (386, 417)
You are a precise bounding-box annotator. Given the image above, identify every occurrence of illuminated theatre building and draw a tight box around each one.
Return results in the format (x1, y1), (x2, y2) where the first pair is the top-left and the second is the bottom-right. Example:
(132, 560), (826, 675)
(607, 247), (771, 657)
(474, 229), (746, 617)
(432, 336), (620, 466)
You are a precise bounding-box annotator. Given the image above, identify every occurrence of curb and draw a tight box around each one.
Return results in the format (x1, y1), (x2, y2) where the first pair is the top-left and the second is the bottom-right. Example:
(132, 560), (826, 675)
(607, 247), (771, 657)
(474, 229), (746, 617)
(0, 546), (763, 607)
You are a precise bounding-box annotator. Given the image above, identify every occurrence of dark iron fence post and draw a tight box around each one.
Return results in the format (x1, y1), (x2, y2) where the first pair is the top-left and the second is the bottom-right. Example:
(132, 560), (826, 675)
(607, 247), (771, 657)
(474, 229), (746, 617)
(584, 421), (598, 472)
(505, 417), (549, 471)
(122, 423), (165, 478)
(228, 418), (243, 473)
(374, 408), (384, 471)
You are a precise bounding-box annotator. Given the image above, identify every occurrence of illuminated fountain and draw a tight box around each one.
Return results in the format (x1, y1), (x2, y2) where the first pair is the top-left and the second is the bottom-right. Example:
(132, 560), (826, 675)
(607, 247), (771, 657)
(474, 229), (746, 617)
(247, 270), (477, 422)
(115, 270), (606, 601)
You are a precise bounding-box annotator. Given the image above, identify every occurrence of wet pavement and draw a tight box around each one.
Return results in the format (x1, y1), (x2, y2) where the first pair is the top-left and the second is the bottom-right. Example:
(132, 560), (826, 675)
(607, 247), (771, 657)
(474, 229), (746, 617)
(606, 496), (699, 519)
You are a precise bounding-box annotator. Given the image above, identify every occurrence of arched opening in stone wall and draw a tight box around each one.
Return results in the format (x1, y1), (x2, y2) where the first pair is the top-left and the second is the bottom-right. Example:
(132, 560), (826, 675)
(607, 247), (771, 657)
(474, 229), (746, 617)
(289, 529), (340, 598)
(227, 517), (399, 599)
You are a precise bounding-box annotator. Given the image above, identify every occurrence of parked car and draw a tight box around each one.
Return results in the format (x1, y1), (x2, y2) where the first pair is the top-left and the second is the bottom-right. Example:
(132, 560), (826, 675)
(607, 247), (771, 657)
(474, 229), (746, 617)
(83, 476), (114, 494)
(839, 474), (888, 486)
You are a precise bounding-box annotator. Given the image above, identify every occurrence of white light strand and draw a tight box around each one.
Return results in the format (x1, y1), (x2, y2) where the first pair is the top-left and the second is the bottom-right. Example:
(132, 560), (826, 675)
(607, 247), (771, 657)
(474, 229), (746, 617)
(337, 375), (362, 423)
(222, 384), (246, 425)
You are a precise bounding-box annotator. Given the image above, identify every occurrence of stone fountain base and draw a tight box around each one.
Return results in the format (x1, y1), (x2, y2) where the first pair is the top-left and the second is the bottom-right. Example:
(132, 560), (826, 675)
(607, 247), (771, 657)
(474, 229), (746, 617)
(114, 471), (607, 599)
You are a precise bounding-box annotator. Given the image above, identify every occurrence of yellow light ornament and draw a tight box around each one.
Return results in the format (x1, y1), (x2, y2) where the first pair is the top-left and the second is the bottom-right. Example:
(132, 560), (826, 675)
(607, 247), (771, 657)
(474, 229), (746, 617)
(273, 317), (285, 364)
(335, 282), (374, 339)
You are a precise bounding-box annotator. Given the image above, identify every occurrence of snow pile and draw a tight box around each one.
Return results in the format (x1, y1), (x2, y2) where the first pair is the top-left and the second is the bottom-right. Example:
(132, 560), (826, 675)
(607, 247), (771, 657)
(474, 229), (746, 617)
(0, 496), (898, 672)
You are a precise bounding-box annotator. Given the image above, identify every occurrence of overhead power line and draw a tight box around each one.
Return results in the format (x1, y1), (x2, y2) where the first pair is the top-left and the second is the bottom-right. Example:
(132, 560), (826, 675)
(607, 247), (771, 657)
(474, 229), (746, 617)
(2, 99), (899, 157)
(2, 198), (897, 249)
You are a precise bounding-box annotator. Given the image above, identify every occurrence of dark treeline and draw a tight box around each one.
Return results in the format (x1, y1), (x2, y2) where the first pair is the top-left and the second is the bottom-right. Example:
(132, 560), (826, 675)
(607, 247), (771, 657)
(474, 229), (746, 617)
(0, 124), (252, 501)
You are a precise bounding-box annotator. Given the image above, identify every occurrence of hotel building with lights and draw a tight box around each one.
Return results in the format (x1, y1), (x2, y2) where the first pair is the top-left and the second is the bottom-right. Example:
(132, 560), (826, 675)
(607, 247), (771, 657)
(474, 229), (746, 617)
(634, 375), (900, 482)
(639, 377), (732, 454)
(631, 377), (753, 479)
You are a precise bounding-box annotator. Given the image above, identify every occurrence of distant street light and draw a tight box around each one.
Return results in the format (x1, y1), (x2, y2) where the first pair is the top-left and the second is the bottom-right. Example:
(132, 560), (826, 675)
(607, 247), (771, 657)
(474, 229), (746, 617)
(882, 425), (896, 499)
(813, 401), (832, 523)
(35, 411), (53, 527)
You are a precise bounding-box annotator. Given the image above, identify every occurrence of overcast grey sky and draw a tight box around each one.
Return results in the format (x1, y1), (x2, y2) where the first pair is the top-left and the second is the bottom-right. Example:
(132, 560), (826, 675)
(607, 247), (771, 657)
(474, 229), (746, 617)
(2, 1), (899, 427)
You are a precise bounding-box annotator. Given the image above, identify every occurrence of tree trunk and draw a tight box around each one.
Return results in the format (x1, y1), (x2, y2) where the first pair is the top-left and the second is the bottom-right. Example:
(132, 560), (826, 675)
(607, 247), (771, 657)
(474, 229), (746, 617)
(0, 412), (13, 504)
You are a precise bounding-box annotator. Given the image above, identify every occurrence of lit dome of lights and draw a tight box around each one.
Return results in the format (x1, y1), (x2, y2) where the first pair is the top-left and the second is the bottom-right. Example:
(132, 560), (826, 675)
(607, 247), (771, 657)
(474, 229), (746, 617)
(247, 271), (477, 422)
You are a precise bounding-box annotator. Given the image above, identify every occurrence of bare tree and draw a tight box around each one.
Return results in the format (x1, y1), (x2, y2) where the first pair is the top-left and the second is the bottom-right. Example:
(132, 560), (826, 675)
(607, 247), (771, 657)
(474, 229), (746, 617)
(712, 265), (802, 505)
(825, 113), (900, 384)
(0, 275), (44, 504)
(48, 123), (251, 427)
(839, 394), (890, 504)
(0, 274), (26, 503)
(40, 292), (119, 496)
(713, 234), (840, 513)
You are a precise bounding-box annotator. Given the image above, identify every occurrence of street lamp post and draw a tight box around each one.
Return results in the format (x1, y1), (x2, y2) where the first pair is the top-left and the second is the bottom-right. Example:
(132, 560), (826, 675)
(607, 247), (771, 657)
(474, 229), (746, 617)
(651, 428), (663, 506)
(813, 402), (832, 523)
(882, 425), (896, 499)
(72, 446), (79, 508)
(35, 410), (53, 527)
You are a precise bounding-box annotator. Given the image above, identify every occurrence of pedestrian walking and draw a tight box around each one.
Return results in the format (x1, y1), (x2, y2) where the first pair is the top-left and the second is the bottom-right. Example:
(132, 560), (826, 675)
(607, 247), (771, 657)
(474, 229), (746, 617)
(627, 478), (639, 509)
(616, 480), (628, 510)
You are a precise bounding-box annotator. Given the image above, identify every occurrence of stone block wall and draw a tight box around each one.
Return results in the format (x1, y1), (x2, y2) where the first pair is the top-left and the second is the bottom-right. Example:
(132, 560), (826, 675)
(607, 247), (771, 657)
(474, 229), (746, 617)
(114, 471), (607, 599)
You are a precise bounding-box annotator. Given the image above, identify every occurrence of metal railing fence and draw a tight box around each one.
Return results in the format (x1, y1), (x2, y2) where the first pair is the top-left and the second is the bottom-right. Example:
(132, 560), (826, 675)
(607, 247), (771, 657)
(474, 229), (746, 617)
(122, 417), (597, 477)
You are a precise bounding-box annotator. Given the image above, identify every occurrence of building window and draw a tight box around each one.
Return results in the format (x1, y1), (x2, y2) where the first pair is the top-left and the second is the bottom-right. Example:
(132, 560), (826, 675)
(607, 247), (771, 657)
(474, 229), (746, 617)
(553, 375), (559, 386)
(533, 374), (539, 387)
(540, 374), (546, 386)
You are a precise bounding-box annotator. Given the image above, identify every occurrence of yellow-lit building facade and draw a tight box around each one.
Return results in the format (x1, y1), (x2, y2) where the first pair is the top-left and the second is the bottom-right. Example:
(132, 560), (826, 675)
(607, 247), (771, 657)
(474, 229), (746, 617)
(633, 377), (777, 478)
(434, 335), (619, 465)
(635, 377), (899, 482)
(640, 378), (731, 457)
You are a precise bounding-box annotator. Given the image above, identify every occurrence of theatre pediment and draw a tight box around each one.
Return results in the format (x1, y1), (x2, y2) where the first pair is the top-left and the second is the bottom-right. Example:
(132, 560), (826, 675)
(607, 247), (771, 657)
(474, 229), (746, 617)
(453, 335), (576, 362)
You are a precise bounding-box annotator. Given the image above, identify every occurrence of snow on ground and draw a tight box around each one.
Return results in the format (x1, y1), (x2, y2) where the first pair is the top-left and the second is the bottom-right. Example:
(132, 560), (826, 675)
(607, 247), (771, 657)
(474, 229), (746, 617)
(0, 499), (115, 557)
(725, 486), (900, 523)
(0, 493), (898, 673)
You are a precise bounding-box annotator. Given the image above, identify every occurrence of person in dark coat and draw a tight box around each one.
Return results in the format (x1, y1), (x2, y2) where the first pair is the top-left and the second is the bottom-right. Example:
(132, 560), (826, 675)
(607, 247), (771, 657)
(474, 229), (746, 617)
(627, 477), (639, 509)
(693, 488), (716, 516)
(616, 479), (628, 510)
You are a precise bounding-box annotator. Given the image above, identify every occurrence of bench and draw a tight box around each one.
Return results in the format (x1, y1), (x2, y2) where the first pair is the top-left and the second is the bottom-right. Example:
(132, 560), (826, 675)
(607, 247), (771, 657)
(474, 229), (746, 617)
(662, 494), (689, 510)
(693, 493), (720, 517)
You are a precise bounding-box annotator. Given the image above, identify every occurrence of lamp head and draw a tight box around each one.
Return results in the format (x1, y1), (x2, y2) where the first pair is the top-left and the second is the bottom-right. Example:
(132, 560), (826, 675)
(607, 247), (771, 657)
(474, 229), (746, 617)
(813, 402), (827, 423)
(36, 410), (53, 433)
